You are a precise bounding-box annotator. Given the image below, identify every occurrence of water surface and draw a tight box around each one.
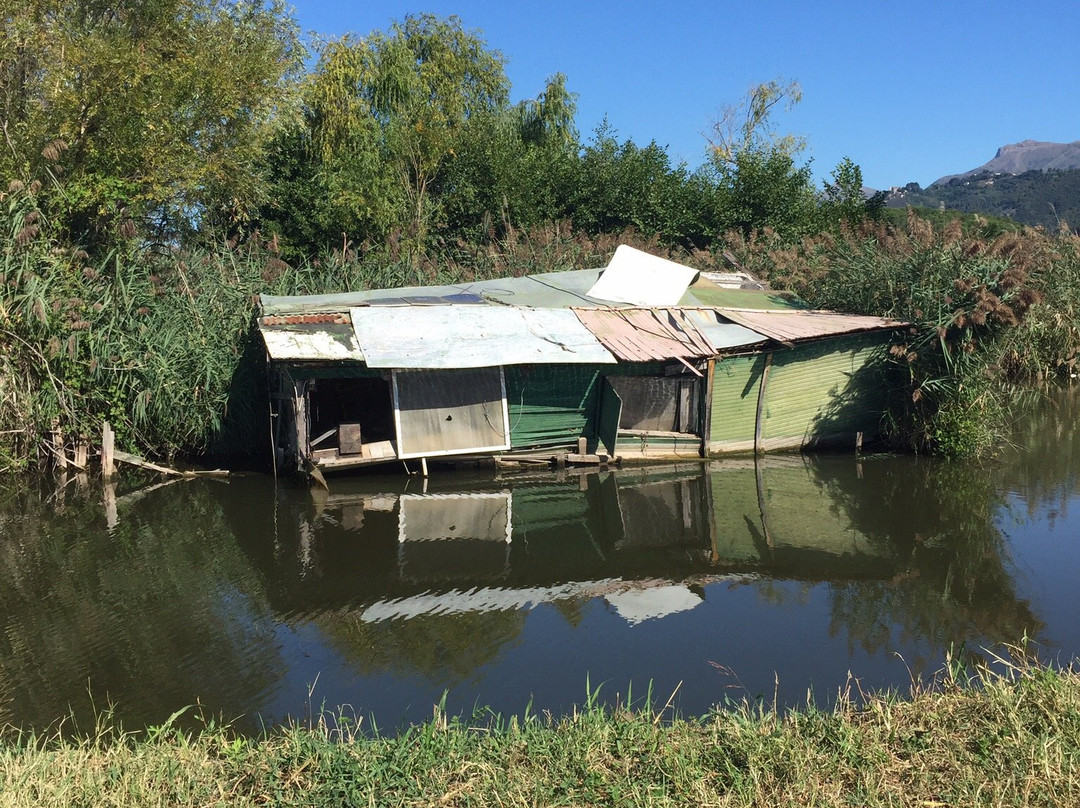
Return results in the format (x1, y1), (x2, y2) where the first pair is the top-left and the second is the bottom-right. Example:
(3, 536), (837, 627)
(1, 391), (1078, 734)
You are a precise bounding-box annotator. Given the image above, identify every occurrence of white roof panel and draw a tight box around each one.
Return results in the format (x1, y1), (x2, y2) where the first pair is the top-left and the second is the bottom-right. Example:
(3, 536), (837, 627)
(260, 326), (364, 361)
(586, 245), (700, 306)
(351, 306), (616, 369)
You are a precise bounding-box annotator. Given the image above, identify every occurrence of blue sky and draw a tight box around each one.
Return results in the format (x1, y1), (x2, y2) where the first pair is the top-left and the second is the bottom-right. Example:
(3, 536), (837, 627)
(287, 1), (1080, 190)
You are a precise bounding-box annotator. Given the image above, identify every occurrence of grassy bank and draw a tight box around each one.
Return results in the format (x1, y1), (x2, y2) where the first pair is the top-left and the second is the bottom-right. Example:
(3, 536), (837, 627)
(2, 655), (1078, 806)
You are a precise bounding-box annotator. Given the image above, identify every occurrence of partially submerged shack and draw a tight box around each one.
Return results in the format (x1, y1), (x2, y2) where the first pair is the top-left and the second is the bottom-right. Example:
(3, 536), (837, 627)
(258, 246), (905, 475)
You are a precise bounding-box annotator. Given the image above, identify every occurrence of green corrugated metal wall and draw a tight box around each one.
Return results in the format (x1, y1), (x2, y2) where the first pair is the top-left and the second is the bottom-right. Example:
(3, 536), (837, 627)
(709, 458), (894, 563)
(709, 334), (893, 454)
(505, 365), (601, 449)
(760, 335), (889, 449)
(505, 362), (678, 451)
(709, 354), (765, 452)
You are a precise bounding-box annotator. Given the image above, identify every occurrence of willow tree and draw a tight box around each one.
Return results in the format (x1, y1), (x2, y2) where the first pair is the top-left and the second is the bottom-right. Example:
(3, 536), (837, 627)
(705, 79), (819, 240)
(435, 72), (582, 242)
(0, 0), (304, 249)
(285, 14), (510, 255)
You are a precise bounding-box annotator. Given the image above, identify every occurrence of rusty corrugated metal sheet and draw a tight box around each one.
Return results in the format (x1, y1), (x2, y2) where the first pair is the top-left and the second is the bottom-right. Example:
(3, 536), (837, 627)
(574, 308), (714, 361)
(259, 312), (351, 327)
(715, 308), (906, 344)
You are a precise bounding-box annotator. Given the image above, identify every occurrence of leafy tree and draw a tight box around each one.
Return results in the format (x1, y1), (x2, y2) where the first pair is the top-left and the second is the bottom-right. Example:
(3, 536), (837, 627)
(0, 0), (304, 249)
(437, 73), (581, 243)
(267, 14), (510, 257)
(708, 78), (806, 166)
(705, 79), (819, 240)
(568, 123), (713, 248)
(820, 157), (886, 229)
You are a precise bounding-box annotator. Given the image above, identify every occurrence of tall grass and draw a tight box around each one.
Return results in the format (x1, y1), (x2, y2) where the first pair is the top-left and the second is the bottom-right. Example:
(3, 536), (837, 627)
(1, 650), (1079, 806)
(0, 184), (425, 470)
(5, 176), (1080, 469)
(0, 190), (748, 471)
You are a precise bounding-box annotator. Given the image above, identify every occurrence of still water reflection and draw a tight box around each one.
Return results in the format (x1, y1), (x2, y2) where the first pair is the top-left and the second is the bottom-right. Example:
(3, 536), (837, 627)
(1, 391), (1079, 734)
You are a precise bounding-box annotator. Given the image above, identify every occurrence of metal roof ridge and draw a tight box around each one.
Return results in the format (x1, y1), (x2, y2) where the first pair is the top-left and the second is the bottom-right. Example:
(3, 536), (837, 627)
(716, 306), (908, 322)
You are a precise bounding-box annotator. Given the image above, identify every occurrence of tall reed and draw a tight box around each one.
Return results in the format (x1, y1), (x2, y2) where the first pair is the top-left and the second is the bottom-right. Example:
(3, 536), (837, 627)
(5, 182), (1080, 469)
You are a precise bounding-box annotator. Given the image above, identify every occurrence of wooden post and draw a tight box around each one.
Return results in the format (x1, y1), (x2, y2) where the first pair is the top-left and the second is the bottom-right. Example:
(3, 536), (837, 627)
(703, 359), (715, 458)
(753, 353), (773, 456)
(420, 456), (429, 477)
(49, 422), (65, 469)
(73, 442), (88, 470)
(101, 421), (115, 478)
(294, 380), (309, 464)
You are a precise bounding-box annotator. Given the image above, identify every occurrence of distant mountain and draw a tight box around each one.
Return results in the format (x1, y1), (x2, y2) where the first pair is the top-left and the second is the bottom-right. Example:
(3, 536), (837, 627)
(883, 140), (1080, 230)
(932, 140), (1080, 186)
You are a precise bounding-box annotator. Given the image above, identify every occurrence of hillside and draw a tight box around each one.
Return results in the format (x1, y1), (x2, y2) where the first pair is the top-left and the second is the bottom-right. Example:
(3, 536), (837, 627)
(884, 140), (1080, 230)
(933, 140), (1080, 186)
(885, 169), (1080, 231)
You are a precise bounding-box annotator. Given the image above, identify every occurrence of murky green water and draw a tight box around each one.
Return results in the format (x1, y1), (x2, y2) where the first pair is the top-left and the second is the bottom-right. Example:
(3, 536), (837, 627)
(2, 390), (1079, 734)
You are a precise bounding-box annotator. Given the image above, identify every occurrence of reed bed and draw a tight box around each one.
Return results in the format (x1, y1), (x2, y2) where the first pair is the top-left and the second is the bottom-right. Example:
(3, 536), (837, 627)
(1, 651), (1078, 807)
(6, 175), (1080, 469)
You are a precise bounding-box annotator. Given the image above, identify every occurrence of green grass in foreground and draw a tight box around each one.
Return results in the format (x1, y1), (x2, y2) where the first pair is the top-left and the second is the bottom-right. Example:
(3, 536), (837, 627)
(2, 652), (1079, 807)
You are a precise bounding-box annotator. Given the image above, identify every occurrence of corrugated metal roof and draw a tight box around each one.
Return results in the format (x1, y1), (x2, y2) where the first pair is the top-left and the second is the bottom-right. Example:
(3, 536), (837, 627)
(470, 269), (604, 307)
(258, 270), (608, 315)
(366, 291), (484, 306)
(574, 308), (714, 362)
(716, 308), (906, 344)
(258, 266), (748, 316)
(351, 305), (616, 369)
(684, 309), (768, 351)
(586, 245), (700, 306)
(685, 283), (809, 310)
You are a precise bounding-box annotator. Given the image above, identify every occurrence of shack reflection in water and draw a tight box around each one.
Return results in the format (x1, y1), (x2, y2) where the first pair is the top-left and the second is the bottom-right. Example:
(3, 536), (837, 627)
(0, 421), (1063, 734)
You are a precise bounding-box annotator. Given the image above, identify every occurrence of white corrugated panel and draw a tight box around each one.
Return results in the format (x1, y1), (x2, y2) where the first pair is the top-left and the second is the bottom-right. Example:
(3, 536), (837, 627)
(586, 245), (700, 306)
(260, 327), (364, 361)
(351, 306), (615, 368)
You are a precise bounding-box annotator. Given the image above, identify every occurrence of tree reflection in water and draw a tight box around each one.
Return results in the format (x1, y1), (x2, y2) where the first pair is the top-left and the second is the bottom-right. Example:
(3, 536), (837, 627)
(3, 393), (1077, 733)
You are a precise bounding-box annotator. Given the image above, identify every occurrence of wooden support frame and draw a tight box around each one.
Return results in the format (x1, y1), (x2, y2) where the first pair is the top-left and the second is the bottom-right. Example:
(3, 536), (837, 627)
(753, 352), (773, 455)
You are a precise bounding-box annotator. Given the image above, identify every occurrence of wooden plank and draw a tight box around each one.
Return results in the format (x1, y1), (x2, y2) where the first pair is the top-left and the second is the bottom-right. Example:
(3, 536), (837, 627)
(102, 421), (115, 478)
(113, 450), (184, 476)
(566, 453), (613, 464)
(113, 449), (228, 477)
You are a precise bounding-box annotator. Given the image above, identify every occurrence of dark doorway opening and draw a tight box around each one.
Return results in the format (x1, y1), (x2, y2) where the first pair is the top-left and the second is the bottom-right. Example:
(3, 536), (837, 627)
(308, 376), (395, 453)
